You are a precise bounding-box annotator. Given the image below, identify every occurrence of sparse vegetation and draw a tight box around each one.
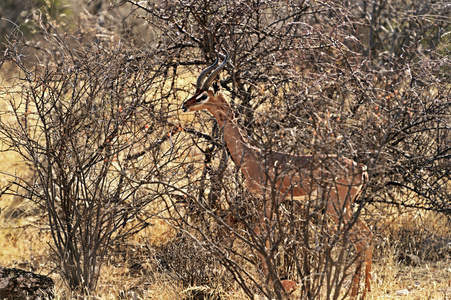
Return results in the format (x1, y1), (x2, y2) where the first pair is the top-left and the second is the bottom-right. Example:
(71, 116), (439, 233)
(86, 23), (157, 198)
(0, 0), (450, 299)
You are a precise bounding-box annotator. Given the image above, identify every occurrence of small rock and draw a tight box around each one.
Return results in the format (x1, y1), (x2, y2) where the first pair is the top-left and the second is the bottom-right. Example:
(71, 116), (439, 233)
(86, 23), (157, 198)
(396, 288), (410, 296)
(398, 253), (420, 266)
(0, 266), (53, 299)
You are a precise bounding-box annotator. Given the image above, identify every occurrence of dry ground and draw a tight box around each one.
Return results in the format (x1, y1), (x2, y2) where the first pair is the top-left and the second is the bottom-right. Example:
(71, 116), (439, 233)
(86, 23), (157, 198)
(0, 185), (450, 300)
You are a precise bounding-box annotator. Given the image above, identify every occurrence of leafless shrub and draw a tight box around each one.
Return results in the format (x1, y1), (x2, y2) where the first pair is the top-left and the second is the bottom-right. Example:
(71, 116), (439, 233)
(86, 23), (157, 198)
(0, 0), (449, 298)
(154, 232), (231, 296)
(0, 16), (184, 293)
(123, 0), (449, 298)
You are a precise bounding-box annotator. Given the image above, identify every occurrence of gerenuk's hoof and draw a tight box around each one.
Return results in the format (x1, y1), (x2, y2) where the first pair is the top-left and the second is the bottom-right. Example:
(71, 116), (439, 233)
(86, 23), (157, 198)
(281, 280), (297, 294)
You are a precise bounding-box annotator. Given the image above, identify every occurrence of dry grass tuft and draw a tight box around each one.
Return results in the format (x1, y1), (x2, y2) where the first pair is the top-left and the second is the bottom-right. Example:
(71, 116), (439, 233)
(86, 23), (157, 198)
(1, 200), (450, 299)
(368, 205), (451, 300)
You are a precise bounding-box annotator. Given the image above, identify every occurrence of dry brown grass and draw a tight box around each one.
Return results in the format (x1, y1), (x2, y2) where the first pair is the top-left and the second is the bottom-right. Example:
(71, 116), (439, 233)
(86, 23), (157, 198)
(368, 209), (451, 300)
(1, 193), (450, 299)
(370, 260), (451, 300)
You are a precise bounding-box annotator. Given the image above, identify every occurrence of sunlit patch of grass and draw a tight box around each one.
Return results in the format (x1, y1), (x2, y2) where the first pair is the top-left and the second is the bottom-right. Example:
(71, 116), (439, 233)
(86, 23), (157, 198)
(94, 263), (183, 300)
(370, 260), (451, 299)
(0, 222), (49, 267)
(367, 202), (451, 299)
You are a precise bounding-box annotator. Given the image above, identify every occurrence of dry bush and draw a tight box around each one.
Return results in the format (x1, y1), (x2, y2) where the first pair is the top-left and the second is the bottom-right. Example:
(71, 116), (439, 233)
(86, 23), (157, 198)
(0, 0), (449, 299)
(125, 0), (449, 298)
(153, 232), (231, 299)
(0, 14), (186, 293)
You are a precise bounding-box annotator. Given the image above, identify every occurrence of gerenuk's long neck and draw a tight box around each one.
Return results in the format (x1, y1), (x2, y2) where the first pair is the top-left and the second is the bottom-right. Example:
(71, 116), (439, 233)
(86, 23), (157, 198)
(206, 101), (255, 167)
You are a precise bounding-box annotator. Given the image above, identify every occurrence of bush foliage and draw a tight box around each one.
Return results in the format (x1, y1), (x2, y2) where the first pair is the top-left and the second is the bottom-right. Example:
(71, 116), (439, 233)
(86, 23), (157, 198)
(0, 0), (449, 298)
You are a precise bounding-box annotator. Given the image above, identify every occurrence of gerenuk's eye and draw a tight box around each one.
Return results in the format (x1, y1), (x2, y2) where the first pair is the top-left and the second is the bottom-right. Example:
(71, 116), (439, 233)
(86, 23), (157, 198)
(196, 94), (208, 102)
